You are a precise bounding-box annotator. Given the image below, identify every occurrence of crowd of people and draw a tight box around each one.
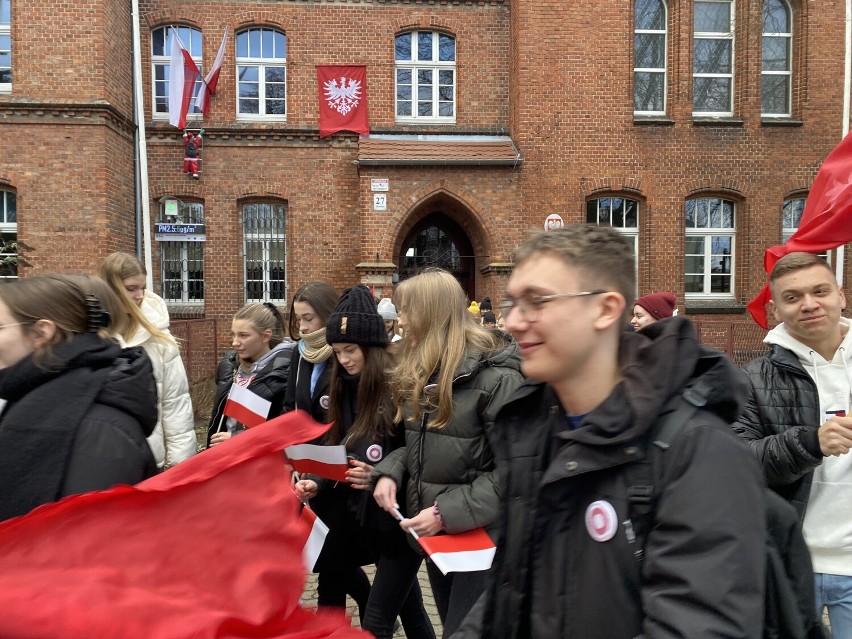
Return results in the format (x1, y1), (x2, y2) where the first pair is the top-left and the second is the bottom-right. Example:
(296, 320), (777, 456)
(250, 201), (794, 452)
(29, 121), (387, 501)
(1, 227), (849, 638)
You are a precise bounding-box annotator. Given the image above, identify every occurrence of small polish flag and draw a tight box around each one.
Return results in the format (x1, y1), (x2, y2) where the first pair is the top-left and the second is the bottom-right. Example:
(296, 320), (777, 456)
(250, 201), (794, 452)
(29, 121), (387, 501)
(194, 28), (229, 115)
(223, 384), (271, 428)
(168, 30), (201, 129)
(418, 528), (496, 575)
(299, 504), (329, 571)
(284, 444), (349, 482)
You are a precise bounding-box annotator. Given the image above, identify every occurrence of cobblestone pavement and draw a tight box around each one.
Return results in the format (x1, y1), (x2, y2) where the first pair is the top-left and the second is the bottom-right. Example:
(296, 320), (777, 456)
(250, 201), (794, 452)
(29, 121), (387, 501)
(302, 563), (442, 638)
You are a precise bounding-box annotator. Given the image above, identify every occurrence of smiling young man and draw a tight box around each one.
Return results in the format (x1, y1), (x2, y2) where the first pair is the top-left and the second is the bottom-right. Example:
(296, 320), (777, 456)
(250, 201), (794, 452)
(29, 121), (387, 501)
(735, 251), (852, 633)
(451, 225), (766, 639)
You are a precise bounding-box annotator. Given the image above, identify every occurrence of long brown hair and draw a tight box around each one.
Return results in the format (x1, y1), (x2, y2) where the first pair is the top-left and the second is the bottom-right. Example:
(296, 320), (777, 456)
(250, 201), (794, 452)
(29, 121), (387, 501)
(390, 268), (500, 429)
(286, 281), (339, 339)
(326, 345), (396, 445)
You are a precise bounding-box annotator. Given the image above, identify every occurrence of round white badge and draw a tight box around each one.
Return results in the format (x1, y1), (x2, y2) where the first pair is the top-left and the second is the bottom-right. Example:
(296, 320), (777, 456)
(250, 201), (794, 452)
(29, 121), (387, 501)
(366, 444), (383, 463)
(584, 500), (618, 542)
(319, 395), (330, 410)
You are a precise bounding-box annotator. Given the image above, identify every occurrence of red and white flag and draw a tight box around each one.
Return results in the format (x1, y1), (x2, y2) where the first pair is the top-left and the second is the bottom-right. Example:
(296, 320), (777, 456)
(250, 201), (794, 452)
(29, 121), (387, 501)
(285, 443), (349, 482)
(168, 31), (200, 129)
(299, 504), (329, 571)
(195, 28), (229, 115)
(223, 383), (271, 428)
(418, 528), (496, 575)
(317, 65), (369, 138)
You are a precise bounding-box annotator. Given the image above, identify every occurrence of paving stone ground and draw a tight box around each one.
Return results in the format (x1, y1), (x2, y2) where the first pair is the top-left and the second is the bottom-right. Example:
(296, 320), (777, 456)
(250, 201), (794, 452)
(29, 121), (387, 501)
(302, 563), (442, 638)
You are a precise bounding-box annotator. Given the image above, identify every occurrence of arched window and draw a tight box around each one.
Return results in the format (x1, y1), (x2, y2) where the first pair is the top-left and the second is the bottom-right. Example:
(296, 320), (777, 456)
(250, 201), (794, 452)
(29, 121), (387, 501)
(236, 28), (286, 119)
(587, 197), (640, 297)
(762, 0), (792, 117)
(151, 26), (203, 118)
(693, 0), (735, 116)
(395, 31), (456, 123)
(243, 202), (286, 302)
(0, 0), (12, 91)
(634, 0), (667, 115)
(782, 196), (830, 263)
(0, 188), (17, 280)
(685, 197), (735, 296)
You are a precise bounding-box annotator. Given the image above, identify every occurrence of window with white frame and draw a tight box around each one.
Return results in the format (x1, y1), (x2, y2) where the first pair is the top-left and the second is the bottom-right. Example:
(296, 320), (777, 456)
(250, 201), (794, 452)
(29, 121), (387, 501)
(0, 189), (17, 280)
(587, 197), (640, 298)
(151, 26), (203, 119)
(685, 197), (735, 296)
(693, 0), (735, 116)
(634, 0), (667, 114)
(243, 202), (286, 302)
(395, 31), (456, 123)
(782, 196), (831, 263)
(236, 28), (286, 119)
(0, 0), (11, 92)
(158, 199), (204, 304)
(762, 0), (792, 117)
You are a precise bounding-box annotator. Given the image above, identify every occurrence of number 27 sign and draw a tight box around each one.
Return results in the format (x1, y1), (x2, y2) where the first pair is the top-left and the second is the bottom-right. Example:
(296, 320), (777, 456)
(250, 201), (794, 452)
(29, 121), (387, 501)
(373, 194), (387, 211)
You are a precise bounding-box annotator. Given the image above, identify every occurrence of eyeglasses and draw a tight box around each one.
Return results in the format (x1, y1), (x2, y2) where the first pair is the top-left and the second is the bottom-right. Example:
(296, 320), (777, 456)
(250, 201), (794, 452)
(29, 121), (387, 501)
(498, 290), (607, 322)
(0, 322), (30, 331)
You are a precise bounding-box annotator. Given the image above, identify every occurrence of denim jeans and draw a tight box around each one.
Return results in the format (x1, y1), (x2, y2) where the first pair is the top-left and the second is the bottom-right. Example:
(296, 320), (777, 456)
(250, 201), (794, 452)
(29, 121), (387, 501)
(426, 559), (492, 638)
(815, 572), (852, 638)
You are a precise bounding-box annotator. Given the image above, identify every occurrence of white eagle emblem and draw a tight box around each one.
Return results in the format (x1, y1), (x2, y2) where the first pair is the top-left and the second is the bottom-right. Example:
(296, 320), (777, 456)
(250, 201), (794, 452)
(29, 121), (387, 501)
(323, 76), (362, 115)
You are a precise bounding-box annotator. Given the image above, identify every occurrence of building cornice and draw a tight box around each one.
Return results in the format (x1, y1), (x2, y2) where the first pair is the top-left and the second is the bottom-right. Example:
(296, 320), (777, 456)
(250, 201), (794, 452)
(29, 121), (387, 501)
(0, 100), (136, 136)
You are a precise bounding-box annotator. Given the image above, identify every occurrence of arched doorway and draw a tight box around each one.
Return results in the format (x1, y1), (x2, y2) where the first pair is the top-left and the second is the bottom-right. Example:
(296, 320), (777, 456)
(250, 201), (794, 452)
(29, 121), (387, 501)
(397, 212), (476, 298)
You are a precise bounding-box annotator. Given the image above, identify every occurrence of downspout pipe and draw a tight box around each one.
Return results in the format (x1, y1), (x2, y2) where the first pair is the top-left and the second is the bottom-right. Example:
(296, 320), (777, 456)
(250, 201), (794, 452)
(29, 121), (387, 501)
(837, 0), (851, 285)
(131, 0), (154, 290)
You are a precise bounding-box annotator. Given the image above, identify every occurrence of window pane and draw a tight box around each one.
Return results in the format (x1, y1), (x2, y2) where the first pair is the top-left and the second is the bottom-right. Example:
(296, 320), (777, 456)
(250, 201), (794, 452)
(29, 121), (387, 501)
(693, 39), (732, 73)
(261, 29), (273, 58)
(239, 98), (259, 113)
(634, 71), (665, 112)
(685, 255), (705, 273)
(5, 191), (15, 223)
(238, 66), (259, 83)
(236, 31), (249, 58)
(418, 69), (433, 85)
(395, 33), (412, 61)
(685, 236), (705, 254)
(267, 99), (286, 115)
(0, 0), (9, 26)
(0, 51), (9, 70)
(418, 32), (433, 61)
(249, 29), (261, 58)
(266, 84), (285, 99)
(624, 199), (638, 227)
(238, 82), (259, 98)
(710, 275), (731, 293)
(761, 75), (789, 115)
(439, 69), (454, 85)
(685, 274), (704, 293)
(439, 34), (455, 61)
(397, 68), (411, 85)
(695, 2), (731, 33)
(763, 0), (790, 33)
(693, 77), (731, 112)
(266, 67), (285, 83)
(397, 101), (412, 117)
(783, 198), (806, 228)
(635, 33), (665, 69)
(722, 200), (734, 227)
(418, 101), (433, 117)
(762, 36), (790, 71)
(636, 0), (666, 30)
(586, 201), (598, 224)
(274, 32), (286, 58)
(438, 102), (454, 117)
(151, 28), (166, 56)
(611, 198), (625, 227)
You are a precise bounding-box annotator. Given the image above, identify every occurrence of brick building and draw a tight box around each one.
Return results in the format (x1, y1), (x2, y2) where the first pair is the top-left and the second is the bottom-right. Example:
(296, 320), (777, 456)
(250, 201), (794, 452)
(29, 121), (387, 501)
(1, 0), (850, 330)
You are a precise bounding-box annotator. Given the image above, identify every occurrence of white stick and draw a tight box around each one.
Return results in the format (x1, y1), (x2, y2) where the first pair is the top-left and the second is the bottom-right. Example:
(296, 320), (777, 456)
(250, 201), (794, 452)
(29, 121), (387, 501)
(392, 507), (419, 540)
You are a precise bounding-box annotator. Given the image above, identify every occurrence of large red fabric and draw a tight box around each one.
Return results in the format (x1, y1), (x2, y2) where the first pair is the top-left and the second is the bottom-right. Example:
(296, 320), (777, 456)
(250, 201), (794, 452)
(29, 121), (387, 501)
(0, 411), (369, 639)
(748, 131), (852, 328)
(317, 66), (369, 138)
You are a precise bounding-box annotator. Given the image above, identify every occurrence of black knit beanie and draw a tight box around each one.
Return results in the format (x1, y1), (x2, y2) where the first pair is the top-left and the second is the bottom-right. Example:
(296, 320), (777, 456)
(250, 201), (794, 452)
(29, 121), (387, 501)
(326, 284), (388, 346)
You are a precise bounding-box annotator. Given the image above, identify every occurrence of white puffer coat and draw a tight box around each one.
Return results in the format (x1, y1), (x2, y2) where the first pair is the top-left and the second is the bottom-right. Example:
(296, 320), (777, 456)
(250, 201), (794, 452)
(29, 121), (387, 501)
(126, 291), (196, 468)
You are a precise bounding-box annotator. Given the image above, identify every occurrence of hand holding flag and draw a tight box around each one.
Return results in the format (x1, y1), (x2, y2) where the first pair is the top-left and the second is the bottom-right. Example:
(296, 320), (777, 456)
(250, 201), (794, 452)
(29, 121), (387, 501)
(285, 443), (350, 482)
(223, 383), (272, 428)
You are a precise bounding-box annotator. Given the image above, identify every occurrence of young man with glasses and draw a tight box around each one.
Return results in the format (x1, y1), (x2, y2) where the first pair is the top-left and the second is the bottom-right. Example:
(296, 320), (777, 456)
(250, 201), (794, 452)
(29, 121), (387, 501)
(452, 224), (766, 639)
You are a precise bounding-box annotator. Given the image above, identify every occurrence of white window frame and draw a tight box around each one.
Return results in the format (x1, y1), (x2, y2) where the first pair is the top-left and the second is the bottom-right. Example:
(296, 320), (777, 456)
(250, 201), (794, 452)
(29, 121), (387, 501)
(634, 0), (668, 115)
(158, 199), (204, 305)
(243, 202), (287, 303)
(685, 197), (736, 298)
(761, 0), (792, 118)
(236, 28), (287, 122)
(693, 0), (735, 117)
(0, 189), (17, 280)
(0, 0), (11, 93)
(587, 197), (640, 299)
(782, 196), (832, 265)
(395, 30), (456, 124)
(151, 26), (203, 121)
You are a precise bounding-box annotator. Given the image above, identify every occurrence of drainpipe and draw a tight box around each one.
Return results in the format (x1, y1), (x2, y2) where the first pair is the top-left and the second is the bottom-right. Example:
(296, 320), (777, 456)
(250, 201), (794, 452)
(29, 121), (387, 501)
(131, 0), (154, 290)
(836, 0), (852, 285)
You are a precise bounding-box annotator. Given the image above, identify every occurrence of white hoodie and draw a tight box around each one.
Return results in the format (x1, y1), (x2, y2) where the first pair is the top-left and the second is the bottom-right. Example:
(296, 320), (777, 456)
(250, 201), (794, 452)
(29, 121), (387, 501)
(765, 317), (852, 575)
(128, 291), (197, 469)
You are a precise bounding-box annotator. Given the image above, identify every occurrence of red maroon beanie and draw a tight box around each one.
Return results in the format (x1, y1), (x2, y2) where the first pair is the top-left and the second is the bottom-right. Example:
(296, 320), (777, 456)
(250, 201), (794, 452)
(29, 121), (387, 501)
(634, 292), (677, 319)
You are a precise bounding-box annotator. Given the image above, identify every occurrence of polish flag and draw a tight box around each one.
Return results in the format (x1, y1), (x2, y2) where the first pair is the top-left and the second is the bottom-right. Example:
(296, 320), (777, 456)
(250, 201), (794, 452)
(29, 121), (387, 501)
(194, 28), (229, 115)
(418, 528), (496, 575)
(285, 444), (349, 482)
(223, 384), (271, 428)
(300, 504), (329, 571)
(168, 31), (200, 128)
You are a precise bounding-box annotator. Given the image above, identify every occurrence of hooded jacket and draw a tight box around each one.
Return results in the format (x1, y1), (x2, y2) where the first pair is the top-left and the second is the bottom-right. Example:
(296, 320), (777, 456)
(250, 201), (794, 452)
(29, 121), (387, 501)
(735, 317), (852, 575)
(453, 316), (766, 639)
(0, 334), (158, 521)
(129, 291), (196, 468)
(372, 335), (524, 540)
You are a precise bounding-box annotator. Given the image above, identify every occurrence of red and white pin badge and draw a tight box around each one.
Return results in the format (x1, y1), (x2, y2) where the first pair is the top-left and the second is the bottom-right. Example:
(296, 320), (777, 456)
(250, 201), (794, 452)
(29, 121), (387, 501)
(585, 500), (618, 542)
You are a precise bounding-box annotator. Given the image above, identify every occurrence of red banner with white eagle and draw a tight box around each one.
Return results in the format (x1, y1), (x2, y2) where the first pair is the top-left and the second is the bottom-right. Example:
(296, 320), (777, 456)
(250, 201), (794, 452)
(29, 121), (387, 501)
(317, 65), (369, 138)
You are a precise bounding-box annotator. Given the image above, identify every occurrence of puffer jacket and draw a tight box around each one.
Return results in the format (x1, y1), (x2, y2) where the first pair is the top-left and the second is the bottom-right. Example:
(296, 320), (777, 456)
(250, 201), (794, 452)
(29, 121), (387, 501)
(733, 345), (823, 516)
(372, 335), (524, 539)
(127, 291), (196, 469)
(452, 316), (766, 639)
(207, 341), (295, 446)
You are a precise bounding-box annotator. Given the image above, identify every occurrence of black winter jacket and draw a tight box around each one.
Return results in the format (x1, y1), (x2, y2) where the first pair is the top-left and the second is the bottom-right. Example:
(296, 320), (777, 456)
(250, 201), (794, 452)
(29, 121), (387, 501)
(282, 347), (332, 426)
(733, 345), (824, 518)
(452, 316), (766, 639)
(206, 343), (295, 446)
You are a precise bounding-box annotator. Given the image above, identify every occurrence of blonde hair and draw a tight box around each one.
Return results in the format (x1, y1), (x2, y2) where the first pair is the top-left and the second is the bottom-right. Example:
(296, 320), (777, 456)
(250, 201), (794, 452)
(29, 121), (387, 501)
(97, 252), (174, 346)
(390, 269), (500, 429)
(233, 303), (286, 347)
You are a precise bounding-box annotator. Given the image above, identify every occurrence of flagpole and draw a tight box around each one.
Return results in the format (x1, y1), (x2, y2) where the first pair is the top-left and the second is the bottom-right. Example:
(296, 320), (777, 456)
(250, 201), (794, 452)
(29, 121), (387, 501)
(838, 0), (851, 285)
(131, 0), (154, 290)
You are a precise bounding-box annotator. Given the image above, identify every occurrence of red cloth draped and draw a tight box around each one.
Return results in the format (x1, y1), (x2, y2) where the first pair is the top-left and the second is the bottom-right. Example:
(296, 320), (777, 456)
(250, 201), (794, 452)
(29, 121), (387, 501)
(317, 66), (369, 138)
